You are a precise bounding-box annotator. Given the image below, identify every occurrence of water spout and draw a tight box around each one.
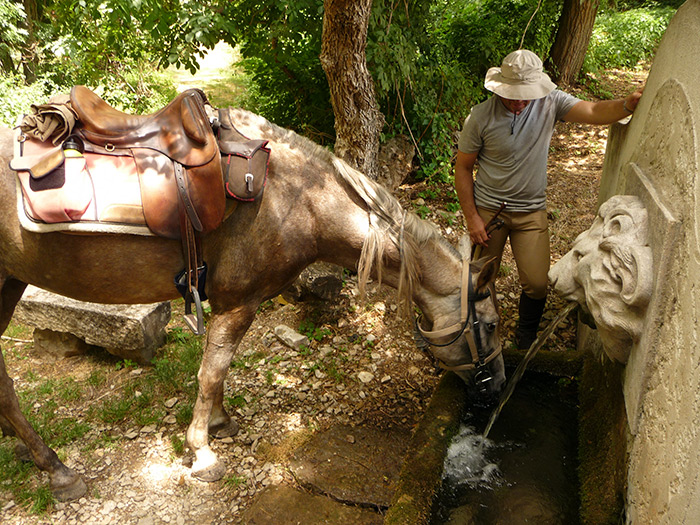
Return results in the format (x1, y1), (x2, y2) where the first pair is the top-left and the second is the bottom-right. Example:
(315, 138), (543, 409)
(482, 301), (578, 439)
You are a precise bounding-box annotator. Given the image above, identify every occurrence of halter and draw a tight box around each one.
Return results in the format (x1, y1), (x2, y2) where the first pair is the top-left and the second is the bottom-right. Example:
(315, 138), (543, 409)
(414, 258), (502, 373)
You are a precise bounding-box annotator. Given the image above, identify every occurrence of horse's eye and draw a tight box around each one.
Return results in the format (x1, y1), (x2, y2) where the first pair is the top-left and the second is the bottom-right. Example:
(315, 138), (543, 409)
(486, 322), (497, 333)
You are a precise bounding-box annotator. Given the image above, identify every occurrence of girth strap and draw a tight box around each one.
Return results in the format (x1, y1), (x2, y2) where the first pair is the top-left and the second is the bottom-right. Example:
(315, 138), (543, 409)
(175, 160), (206, 335)
(174, 162), (203, 232)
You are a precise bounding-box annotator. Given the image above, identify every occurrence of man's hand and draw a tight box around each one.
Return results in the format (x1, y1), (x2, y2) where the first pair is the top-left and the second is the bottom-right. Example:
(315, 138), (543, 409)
(623, 88), (644, 113)
(467, 213), (490, 247)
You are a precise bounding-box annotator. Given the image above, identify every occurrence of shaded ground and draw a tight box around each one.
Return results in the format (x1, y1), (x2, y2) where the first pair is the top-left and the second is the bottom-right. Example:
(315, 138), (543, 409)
(0, 61), (647, 524)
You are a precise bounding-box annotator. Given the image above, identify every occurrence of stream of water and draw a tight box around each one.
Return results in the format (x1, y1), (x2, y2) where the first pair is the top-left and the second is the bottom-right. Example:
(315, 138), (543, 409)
(482, 301), (578, 439)
(432, 371), (580, 524)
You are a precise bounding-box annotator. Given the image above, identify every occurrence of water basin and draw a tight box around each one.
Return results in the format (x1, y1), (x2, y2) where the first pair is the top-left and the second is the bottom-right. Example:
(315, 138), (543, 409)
(431, 371), (579, 524)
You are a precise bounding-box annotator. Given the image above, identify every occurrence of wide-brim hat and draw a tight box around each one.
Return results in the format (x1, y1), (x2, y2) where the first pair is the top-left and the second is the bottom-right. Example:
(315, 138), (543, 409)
(484, 49), (556, 100)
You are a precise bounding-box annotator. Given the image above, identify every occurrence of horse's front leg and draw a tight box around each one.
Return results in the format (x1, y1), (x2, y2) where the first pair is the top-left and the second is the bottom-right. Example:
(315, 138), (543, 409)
(186, 307), (255, 482)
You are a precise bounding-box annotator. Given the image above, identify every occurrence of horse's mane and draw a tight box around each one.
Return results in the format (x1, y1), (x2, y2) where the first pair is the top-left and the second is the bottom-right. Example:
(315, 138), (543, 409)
(226, 108), (454, 314)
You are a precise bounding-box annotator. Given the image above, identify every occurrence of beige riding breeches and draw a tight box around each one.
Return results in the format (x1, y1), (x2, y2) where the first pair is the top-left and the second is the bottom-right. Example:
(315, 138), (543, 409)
(477, 207), (550, 300)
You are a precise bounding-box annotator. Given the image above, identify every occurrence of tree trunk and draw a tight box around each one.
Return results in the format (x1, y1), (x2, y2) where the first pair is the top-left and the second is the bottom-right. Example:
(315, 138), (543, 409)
(320, 0), (384, 180)
(21, 0), (40, 83)
(547, 0), (600, 85)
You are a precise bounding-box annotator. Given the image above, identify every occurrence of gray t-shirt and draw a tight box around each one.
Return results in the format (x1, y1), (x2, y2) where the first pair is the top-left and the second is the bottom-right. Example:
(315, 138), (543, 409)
(458, 90), (580, 211)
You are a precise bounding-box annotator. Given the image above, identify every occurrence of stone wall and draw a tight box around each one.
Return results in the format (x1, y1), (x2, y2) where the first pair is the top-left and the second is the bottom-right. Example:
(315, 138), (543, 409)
(584, 2), (700, 522)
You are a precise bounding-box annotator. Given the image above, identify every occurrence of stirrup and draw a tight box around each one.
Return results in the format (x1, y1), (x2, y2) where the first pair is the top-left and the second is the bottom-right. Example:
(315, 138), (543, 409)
(184, 288), (205, 335)
(174, 263), (208, 335)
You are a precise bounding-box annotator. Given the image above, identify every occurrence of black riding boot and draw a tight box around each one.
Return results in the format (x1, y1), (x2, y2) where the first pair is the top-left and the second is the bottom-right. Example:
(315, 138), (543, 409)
(515, 292), (546, 350)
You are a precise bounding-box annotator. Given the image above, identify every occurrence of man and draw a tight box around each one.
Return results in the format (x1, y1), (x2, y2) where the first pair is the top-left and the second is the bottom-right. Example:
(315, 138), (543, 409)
(455, 49), (643, 350)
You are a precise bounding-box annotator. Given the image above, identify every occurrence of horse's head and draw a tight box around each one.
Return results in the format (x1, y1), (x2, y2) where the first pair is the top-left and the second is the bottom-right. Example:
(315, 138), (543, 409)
(415, 236), (506, 402)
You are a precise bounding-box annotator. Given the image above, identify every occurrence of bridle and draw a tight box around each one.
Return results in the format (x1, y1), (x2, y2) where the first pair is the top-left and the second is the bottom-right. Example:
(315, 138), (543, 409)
(414, 258), (503, 387)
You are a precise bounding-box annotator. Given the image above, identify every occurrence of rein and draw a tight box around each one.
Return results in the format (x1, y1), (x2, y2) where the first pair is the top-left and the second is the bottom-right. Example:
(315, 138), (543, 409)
(414, 258), (502, 372)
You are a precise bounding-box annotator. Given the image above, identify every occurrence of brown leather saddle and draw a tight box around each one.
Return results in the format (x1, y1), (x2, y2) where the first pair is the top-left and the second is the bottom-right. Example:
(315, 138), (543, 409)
(70, 85), (226, 238)
(70, 86), (226, 334)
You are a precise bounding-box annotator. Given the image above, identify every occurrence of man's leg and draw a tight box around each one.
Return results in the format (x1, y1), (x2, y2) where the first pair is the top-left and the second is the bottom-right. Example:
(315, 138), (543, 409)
(509, 210), (550, 350)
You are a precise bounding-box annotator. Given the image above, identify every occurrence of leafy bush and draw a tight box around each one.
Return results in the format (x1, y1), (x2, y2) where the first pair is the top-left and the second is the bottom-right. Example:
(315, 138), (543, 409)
(583, 7), (675, 72)
(0, 74), (69, 127)
(0, 68), (178, 128)
(435, 0), (561, 83)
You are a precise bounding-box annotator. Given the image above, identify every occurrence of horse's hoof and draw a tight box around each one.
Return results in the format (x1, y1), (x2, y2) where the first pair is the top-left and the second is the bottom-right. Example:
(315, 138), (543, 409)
(208, 419), (240, 439)
(51, 476), (87, 502)
(191, 447), (226, 482)
(192, 458), (226, 482)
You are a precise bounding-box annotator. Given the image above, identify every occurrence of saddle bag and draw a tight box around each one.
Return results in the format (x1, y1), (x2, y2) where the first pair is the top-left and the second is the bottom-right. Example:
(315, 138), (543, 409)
(216, 108), (269, 202)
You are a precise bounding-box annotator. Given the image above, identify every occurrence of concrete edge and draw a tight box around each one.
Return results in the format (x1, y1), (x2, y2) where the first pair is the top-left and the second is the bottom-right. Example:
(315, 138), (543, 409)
(384, 372), (468, 525)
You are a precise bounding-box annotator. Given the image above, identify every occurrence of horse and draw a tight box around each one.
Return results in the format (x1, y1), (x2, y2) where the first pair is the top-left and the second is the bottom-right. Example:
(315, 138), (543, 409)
(0, 107), (506, 501)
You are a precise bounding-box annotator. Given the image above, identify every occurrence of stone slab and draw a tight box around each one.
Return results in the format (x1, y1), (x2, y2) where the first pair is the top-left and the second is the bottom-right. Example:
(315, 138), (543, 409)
(242, 485), (382, 525)
(289, 424), (411, 509)
(14, 285), (171, 363)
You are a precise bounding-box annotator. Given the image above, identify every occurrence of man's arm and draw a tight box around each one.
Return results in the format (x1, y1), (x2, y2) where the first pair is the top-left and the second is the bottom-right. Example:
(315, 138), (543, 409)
(563, 89), (643, 125)
(455, 150), (489, 247)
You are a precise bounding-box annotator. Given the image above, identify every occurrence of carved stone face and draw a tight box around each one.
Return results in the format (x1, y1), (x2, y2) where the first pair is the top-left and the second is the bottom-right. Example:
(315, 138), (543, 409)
(549, 195), (653, 363)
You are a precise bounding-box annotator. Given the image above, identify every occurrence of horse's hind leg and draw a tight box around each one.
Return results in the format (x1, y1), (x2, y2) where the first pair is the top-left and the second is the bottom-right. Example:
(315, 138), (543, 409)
(0, 277), (87, 501)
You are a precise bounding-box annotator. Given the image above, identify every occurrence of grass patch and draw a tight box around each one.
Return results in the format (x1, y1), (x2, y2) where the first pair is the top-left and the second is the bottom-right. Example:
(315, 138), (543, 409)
(1, 318), (234, 513)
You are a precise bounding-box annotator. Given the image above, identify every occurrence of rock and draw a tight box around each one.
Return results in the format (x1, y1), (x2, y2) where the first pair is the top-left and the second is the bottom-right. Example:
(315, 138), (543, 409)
(289, 424), (411, 508)
(282, 262), (345, 302)
(358, 372), (374, 384)
(32, 329), (93, 359)
(376, 135), (415, 192)
(14, 285), (170, 364)
(274, 325), (309, 350)
(242, 485), (382, 524)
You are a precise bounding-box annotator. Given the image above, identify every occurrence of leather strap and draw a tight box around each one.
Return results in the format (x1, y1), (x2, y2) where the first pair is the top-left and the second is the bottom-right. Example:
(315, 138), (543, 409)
(174, 161), (203, 232)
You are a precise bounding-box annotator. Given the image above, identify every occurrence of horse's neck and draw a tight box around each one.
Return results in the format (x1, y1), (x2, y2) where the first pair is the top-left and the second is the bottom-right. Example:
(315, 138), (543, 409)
(409, 238), (462, 324)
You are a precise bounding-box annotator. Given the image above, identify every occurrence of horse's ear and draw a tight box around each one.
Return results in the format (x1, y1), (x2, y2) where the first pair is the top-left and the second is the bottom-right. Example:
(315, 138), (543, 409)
(458, 235), (472, 260)
(475, 256), (498, 290)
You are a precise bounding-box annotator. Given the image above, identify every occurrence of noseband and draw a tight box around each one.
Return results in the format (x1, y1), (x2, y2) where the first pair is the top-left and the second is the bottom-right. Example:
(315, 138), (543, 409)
(415, 259), (502, 373)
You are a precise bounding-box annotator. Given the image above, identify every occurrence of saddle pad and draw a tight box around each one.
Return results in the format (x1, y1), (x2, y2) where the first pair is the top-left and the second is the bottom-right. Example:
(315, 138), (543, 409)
(12, 133), (154, 236)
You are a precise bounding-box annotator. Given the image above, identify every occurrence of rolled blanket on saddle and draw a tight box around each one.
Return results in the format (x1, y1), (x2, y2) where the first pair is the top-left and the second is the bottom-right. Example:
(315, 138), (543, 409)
(19, 94), (78, 145)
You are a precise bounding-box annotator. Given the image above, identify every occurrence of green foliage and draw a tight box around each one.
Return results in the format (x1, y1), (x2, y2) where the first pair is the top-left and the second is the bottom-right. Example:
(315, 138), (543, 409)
(583, 6), (675, 72)
(17, 484), (55, 515)
(435, 0), (561, 81)
(170, 434), (186, 456)
(298, 318), (331, 342)
(217, 0), (333, 142)
(0, 0), (26, 74)
(0, 74), (67, 127)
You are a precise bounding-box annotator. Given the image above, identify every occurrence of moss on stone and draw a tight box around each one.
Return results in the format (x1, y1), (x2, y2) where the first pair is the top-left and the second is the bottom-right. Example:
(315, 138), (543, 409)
(577, 352), (627, 524)
(384, 372), (468, 525)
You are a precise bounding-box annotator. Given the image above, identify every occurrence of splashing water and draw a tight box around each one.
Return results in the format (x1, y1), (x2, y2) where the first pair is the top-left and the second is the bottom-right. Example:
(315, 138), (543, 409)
(482, 301), (578, 440)
(443, 425), (502, 489)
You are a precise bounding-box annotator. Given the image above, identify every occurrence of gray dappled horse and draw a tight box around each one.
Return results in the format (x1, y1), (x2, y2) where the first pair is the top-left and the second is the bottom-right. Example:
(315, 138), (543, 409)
(0, 108), (505, 500)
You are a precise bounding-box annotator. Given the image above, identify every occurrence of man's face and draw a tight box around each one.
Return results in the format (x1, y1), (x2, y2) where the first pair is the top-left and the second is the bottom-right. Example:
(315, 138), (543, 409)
(498, 97), (531, 115)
